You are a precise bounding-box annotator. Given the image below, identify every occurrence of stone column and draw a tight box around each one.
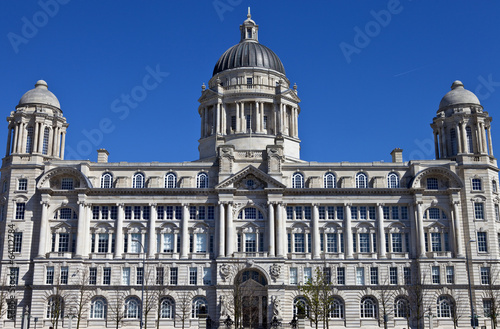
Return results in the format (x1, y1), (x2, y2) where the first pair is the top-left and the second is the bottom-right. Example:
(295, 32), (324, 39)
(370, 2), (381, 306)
(268, 203), (275, 257)
(33, 121), (39, 153)
(20, 122), (27, 153)
(276, 203), (284, 257)
(37, 124), (44, 153)
(255, 102), (260, 133)
(453, 201), (464, 257)
(344, 204), (353, 259)
(487, 126), (494, 156)
(12, 123), (18, 154)
(52, 126), (59, 156)
(75, 196), (88, 258)
(409, 205), (417, 258)
(115, 204), (124, 259)
(217, 203), (225, 258)
(235, 103), (241, 133)
(440, 126), (447, 158)
(226, 203), (234, 256)
(312, 204), (321, 259)
(148, 204), (157, 259)
(456, 123), (462, 153)
(476, 122), (483, 153)
(434, 131), (439, 159)
(461, 123), (467, 153)
(181, 204), (189, 259)
(60, 131), (66, 159)
(37, 199), (50, 258)
(240, 102), (245, 133)
(5, 127), (11, 156)
(481, 122), (487, 154)
(377, 204), (387, 259)
(416, 202), (426, 258)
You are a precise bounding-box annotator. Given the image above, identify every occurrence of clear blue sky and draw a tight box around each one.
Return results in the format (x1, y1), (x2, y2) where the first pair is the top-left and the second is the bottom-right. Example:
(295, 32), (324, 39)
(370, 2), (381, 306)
(1, 1), (499, 163)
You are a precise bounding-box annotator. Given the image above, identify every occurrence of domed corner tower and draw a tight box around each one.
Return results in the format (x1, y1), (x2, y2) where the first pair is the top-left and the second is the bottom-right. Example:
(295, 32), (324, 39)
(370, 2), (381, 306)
(431, 80), (495, 165)
(197, 9), (301, 164)
(5, 80), (68, 162)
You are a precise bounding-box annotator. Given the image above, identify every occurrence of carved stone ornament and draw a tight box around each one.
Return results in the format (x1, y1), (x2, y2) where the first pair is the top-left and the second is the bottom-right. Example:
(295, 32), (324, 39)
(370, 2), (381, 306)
(270, 264), (281, 281)
(234, 174), (265, 190)
(219, 264), (233, 282)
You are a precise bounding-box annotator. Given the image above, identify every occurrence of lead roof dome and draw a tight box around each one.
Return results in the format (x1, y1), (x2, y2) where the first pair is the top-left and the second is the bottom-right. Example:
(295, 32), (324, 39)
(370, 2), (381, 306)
(212, 10), (285, 76)
(18, 80), (60, 109)
(439, 80), (480, 110)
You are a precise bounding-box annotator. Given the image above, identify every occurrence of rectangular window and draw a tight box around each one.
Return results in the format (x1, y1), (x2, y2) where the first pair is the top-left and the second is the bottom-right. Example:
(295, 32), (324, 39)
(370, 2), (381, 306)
(61, 178), (74, 190)
(170, 267), (178, 285)
(290, 267), (298, 284)
(392, 206), (399, 219)
(198, 206), (205, 220)
(484, 299), (493, 318)
(203, 268), (211, 285)
(134, 206), (141, 219)
(246, 114), (251, 130)
(18, 179), (27, 191)
(130, 233), (141, 253)
(58, 233), (69, 252)
(157, 206), (164, 220)
(13, 232), (22, 253)
(481, 267), (491, 285)
(496, 204), (500, 222)
(15, 202), (25, 220)
(162, 233), (174, 253)
(103, 267), (111, 285)
(383, 206), (390, 220)
(359, 206), (367, 220)
(356, 267), (365, 285)
(60, 266), (68, 284)
(475, 202), (485, 220)
(478, 232), (488, 252)
(404, 267), (411, 285)
(431, 233), (442, 252)
(304, 267), (312, 283)
(359, 233), (370, 253)
(189, 206), (196, 219)
(189, 267), (197, 285)
(195, 234), (207, 253)
(327, 206), (335, 219)
(472, 178), (482, 191)
(110, 206), (118, 220)
(98, 234), (109, 253)
(207, 206), (214, 220)
(165, 206), (173, 219)
(286, 206), (293, 220)
(318, 206), (325, 219)
(122, 267), (130, 285)
(368, 206), (376, 220)
(92, 206), (100, 219)
(351, 206), (358, 219)
(101, 206), (109, 219)
(295, 206), (303, 219)
(263, 116), (268, 129)
(392, 233), (403, 253)
(431, 266), (440, 284)
(137, 267), (144, 285)
(175, 206), (182, 219)
(337, 206), (344, 220)
(326, 233), (337, 253)
(401, 206), (408, 219)
(231, 116), (236, 130)
(46, 266), (54, 284)
(142, 206), (150, 220)
(370, 267), (378, 285)
(89, 267), (97, 285)
(323, 267), (331, 284)
(245, 233), (256, 252)
(156, 267), (164, 285)
(295, 233), (305, 253)
(9, 268), (19, 286)
(446, 266), (454, 284)
(427, 178), (438, 190)
(125, 206), (132, 219)
(337, 267), (345, 285)
(390, 267), (398, 285)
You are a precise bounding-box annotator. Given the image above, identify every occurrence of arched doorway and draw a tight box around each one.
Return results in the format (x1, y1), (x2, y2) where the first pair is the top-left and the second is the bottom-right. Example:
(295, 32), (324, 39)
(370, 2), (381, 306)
(234, 269), (268, 329)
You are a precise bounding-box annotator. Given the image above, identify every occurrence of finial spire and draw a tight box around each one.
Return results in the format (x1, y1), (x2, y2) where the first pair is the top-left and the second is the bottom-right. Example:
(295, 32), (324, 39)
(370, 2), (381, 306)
(247, 7), (251, 19)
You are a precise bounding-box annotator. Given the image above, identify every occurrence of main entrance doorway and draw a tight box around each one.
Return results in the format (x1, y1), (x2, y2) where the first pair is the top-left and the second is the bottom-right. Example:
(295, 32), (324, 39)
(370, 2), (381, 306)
(236, 269), (268, 329)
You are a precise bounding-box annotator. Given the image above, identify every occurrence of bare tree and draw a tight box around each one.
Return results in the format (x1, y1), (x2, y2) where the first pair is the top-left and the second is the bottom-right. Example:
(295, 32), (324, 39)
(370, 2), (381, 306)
(44, 280), (67, 329)
(450, 290), (467, 329)
(298, 267), (329, 329)
(403, 261), (428, 329)
(107, 289), (127, 329)
(176, 291), (192, 329)
(484, 266), (500, 329)
(0, 276), (9, 319)
(67, 268), (95, 329)
(155, 283), (169, 329)
(143, 267), (159, 329)
(377, 280), (396, 329)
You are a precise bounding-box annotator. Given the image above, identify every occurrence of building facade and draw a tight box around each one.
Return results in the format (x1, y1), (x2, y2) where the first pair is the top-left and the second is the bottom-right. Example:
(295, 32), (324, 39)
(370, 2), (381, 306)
(0, 10), (499, 329)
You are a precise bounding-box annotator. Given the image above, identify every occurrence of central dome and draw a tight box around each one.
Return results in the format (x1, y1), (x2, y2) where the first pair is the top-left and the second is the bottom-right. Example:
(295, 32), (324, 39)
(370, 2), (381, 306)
(18, 80), (60, 109)
(212, 10), (285, 77)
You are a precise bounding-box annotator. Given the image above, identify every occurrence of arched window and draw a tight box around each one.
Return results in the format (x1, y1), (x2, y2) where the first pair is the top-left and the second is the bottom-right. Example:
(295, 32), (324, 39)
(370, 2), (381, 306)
(394, 297), (409, 318)
(165, 173), (177, 188)
(437, 296), (453, 318)
(237, 207), (264, 220)
(160, 297), (175, 319)
(292, 173), (304, 188)
(466, 126), (473, 153)
(100, 173), (113, 188)
(124, 297), (140, 319)
(450, 128), (457, 155)
(90, 297), (107, 319)
(329, 297), (344, 318)
(132, 173), (145, 188)
(356, 173), (368, 188)
(26, 127), (33, 153)
(46, 295), (64, 319)
(196, 173), (208, 188)
(42, 127), (50, 155)
(324, 172), (336, 188)
(360, 296), (377, 318)
(293, 296), (309, 317)
(191, 297), (207, 318)
(387, 173), (400, 188)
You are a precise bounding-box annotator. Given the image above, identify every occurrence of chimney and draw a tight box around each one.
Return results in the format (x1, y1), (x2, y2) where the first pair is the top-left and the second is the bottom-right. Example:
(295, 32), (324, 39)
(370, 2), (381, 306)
(97, 149), (109, 163)
(391, 148), (403, 163)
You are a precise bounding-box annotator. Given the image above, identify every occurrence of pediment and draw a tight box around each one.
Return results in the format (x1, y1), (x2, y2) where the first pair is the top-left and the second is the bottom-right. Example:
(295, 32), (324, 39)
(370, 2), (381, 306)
(280, 89), (301, 103)
(197, 88), (220, 103)
(216, 165), (285, 190)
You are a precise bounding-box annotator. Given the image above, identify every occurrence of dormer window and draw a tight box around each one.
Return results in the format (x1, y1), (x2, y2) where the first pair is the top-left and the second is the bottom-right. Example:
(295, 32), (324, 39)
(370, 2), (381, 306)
(247, 28), (252, 38)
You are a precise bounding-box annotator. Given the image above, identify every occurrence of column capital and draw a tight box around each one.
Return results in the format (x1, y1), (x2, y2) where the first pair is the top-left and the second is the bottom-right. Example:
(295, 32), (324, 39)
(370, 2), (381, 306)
(149, 203), (157, 208)
(312, 203), (319, 208)
(452, 201), (460, 206)
(377, 203), (385, 207)
(77, 201), (87, 206)
(40, 201), (50, 207)
(267, 201), (277, 206)
(181, 203), (190, 207)
(116, 203), (125, 208)
(416, 201), (424, 205)
(343, 203), (352, 207)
